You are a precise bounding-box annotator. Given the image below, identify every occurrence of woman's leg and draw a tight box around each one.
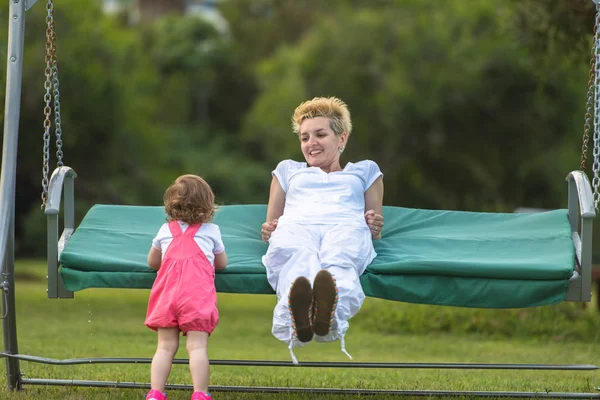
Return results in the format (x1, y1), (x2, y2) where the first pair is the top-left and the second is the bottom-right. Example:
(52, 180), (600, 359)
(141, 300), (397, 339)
(317, 223), (375, 342)
(150, 327), (180, 392)
(262, 223), (321, 344)
(186, 331), (210, 393)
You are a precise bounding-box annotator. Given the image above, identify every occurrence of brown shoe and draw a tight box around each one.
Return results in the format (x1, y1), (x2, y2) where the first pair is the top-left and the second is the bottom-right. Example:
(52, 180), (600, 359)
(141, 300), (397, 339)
(288, 276), (313, 343)
(311, 270), (338, 337)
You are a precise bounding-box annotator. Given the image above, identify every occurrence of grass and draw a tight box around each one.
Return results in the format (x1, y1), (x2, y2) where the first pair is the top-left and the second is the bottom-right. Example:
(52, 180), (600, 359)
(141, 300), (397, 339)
(0, 259), (599, 399)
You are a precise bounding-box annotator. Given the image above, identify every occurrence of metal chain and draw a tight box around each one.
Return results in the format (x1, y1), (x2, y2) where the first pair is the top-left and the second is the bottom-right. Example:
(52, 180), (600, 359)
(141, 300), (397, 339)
(41, 0), (56, 207)
(592, 8), (600, 210)
(51, 12), (63, 169)
(52, 62), (63, 167)
(580, 12), (597, 171)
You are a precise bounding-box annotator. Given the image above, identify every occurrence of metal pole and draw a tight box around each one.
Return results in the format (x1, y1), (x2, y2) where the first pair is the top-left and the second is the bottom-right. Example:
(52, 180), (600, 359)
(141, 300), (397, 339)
(0, 354), (598, 371)
(17, 379), (600, 399)
(1, 0), (26, 390)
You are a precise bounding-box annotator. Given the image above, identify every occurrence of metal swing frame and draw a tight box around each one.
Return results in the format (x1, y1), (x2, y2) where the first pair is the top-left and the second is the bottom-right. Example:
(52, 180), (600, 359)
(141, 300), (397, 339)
(1, 0), (600, 398)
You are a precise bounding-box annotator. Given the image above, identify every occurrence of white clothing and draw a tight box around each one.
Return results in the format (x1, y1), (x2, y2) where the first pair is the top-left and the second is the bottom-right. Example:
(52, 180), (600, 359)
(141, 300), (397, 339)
(152, 221), (225, 266)
(263, 159), (382, 360)
(264, 223), (375, 343)
(273, 160), (383, 225)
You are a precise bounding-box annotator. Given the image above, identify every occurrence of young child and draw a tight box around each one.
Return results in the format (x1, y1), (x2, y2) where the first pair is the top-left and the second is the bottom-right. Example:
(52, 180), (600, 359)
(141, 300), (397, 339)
(145, 174), (228, 400)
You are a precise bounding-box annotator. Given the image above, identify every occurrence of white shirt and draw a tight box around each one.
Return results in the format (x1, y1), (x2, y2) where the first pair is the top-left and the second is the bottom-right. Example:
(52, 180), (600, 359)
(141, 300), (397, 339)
(273, 159), (383, 225)
(152, 221), (225, 265)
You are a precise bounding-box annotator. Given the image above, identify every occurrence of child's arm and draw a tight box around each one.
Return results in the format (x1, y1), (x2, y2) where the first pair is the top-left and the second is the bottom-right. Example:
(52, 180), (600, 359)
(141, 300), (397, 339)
(147, 247), (162, 270)
(213, 225), (227, 270)
(214, 251), (228, 271)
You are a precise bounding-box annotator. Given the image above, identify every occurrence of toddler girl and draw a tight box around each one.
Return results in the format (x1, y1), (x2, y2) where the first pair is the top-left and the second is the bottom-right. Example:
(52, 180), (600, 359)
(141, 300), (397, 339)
(145, 174), (228, 400)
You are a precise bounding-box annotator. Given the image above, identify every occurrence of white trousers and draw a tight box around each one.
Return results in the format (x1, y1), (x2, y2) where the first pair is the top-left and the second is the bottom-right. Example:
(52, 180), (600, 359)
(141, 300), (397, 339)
(262, 221), (376, 350)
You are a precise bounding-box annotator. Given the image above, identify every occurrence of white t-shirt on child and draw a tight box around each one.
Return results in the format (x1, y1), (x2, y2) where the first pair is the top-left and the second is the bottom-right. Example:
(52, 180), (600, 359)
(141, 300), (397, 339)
(273, 159), (383, 225)
(152, 221), (225, 266)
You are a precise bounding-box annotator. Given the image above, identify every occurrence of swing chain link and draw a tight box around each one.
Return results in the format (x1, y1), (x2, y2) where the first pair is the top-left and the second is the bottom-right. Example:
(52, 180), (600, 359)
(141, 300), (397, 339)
(52, 48), (63, 166)
(581, 6), (600, 211)
(580, 13), (597, 172)
(50, 0), (63, 168)
(41, 0), (62, 207)
(592, 7), (600, 211)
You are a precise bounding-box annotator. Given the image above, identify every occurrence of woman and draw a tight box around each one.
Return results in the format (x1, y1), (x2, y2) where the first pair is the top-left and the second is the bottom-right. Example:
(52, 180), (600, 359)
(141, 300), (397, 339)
(261, 97), (384, 363)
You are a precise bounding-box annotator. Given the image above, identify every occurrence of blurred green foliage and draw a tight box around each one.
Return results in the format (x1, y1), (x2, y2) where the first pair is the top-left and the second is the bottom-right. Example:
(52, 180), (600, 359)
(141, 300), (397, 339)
(0, 0), (598, 257)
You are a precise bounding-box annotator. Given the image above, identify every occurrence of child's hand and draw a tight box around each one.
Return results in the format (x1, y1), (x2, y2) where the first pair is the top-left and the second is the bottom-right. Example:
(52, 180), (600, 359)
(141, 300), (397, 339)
(261, 219), (278, 242)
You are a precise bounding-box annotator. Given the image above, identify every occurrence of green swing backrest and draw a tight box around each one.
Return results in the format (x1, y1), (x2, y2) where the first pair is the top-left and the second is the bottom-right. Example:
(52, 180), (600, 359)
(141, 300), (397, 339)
(59, 204), (574, 308)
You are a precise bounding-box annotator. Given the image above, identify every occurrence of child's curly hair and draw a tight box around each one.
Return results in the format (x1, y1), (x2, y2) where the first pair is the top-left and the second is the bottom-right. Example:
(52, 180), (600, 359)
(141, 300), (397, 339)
(164, 174), (215, 225)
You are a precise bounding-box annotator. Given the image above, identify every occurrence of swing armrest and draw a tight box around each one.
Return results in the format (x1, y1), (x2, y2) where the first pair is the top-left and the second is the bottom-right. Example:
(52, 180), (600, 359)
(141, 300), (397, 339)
(566, 170), (596, 302)
(567, 171), (595, 220)
(44, 166), (77, 299)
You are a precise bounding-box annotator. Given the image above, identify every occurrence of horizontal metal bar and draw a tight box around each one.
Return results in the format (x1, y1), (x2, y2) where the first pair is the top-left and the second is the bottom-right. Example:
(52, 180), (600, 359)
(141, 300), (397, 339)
(2, 353), (598, 370)
(19, 378), (600, 398)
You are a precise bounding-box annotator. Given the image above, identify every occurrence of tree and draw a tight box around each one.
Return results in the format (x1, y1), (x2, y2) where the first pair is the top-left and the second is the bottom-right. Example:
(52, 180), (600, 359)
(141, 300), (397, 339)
(241, 0), (586, 212)
(0, 0), (271, 255)
(1, 0), (175, 254)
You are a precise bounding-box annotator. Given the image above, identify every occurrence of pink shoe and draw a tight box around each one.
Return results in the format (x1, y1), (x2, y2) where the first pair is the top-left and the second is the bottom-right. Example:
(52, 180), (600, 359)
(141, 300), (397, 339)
(146, 389), (167, 400)
(191, 392), (211, 400)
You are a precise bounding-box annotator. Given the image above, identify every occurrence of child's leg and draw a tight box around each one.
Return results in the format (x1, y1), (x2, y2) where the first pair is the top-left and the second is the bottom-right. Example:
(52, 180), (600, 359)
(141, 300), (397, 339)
(186, 331), (210, 393)
(150, 327), (180, 392)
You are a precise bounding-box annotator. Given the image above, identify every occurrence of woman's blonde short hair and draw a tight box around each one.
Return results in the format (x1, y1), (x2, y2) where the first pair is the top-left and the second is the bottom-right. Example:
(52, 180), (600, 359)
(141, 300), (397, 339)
(292, 97), (352, 137)
(164, 174), (216, 225)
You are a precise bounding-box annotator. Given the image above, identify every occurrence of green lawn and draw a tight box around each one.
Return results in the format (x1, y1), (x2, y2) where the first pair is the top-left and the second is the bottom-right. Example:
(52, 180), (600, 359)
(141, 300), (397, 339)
(1, 259), (599, 399)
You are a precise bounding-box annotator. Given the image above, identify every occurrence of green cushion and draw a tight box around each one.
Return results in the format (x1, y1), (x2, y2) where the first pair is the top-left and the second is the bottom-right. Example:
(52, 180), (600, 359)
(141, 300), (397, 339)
(59, 204), (574, 308)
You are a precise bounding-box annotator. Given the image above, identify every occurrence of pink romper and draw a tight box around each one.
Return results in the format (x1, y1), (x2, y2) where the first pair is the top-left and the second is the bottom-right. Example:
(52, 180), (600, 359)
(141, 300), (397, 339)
(145, 221), (219, 335)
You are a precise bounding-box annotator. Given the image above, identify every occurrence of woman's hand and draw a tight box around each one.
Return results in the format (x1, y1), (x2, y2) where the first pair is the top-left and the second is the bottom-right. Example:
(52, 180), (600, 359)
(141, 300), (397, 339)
(261, 219), (278, 242)
(365, 210), (384, 239)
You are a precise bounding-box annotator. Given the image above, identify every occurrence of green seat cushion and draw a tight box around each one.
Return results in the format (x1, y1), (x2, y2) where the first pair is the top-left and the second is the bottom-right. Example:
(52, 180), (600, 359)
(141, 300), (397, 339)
(370, 207), (574, 280)
(59, 204), (574, 308)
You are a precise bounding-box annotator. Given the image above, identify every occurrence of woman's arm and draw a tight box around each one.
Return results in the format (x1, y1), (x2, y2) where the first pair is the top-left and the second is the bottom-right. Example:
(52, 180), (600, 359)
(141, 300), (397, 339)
(364, 176), (384, 239)
(262, 176), (286, 241)
(147, 246), (162, 270)
(266, 176), (286, 222)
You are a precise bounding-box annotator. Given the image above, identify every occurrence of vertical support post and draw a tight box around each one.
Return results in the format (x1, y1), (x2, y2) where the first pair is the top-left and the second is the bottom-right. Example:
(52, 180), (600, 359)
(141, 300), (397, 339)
(63, 177), (74, 235)
(567, 171), (596, 302)
(45, 167), (75, 299)
(46, 213), (59, 298)
(58, 175), (74, 298)
(0, 0), (26, 390)
(580, 215), (594, 301)
(1, 217), (20, 390)
(567, 178), (579, 234)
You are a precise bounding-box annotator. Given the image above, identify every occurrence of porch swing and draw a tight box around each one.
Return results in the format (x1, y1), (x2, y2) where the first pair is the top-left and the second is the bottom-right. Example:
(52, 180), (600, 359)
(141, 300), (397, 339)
(42, 16), (594, 310)
(2, 0), (600, 397)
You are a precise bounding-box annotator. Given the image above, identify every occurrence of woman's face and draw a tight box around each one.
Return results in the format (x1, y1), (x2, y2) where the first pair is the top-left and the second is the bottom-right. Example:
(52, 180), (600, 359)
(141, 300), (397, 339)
(299, 117), (347, 170)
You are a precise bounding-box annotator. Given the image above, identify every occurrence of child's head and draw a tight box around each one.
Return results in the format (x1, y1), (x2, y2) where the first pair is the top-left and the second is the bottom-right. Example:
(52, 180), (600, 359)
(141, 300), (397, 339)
(164, 174), (215, 224)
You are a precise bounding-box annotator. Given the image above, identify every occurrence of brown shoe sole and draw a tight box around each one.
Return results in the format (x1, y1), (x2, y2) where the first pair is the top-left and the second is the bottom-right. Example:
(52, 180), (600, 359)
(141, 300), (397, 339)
(289, 276), (314, 343)
(312, 270), (337, 336)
